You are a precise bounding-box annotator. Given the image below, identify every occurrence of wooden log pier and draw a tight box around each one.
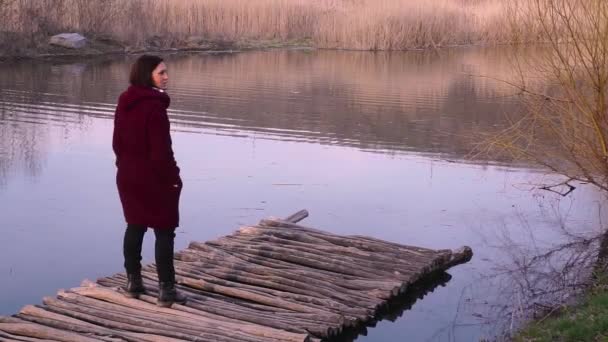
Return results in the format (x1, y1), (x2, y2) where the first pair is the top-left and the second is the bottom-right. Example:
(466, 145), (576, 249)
(0, 210), (473, 342)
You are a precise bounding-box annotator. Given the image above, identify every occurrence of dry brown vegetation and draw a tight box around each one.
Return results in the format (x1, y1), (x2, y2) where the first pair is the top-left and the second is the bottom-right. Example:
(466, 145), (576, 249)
(0, 0), (544, 51)
(478, 0), (608, 193)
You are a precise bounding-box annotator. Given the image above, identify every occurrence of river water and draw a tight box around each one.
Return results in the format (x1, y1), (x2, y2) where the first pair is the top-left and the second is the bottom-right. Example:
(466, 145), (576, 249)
(0, 47), (603, 341)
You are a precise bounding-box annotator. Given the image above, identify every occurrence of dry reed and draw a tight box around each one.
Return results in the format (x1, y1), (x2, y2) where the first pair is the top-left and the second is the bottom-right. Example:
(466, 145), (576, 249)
(0, 0), (544, 50)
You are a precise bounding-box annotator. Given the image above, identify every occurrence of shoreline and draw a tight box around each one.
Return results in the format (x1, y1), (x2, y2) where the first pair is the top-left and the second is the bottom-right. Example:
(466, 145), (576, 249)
(514, 234), (608, 341)
(0, 36), (316, 61)
(0, 34), (530, 61)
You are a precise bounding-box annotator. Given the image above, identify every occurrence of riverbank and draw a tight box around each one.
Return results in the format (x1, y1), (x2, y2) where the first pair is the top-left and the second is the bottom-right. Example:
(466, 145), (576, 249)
(0, 34), (313, 60)
(514, 242), (608, 342)
(515, 283), (608, 341)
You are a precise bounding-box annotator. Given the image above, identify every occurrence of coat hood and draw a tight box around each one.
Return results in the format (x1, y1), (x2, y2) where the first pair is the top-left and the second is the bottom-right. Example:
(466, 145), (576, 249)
(117, 85), (171, 112)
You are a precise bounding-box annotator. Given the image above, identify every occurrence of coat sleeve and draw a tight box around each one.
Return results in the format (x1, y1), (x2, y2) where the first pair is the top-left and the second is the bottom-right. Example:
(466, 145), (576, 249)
(112, 112), (121, 166)
(147, 106), (181, 184)
(113, 94), (126, 167)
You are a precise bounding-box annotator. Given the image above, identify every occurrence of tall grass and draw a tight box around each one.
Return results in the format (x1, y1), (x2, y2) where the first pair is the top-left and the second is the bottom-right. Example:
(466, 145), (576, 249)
(0, 0), (544, 50)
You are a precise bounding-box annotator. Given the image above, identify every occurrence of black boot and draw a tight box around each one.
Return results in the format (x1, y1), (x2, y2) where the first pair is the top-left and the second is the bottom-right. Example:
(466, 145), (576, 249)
(157, 282), (187, 307)
(124, 273), (146, 298)
(123, 225), (146, 298)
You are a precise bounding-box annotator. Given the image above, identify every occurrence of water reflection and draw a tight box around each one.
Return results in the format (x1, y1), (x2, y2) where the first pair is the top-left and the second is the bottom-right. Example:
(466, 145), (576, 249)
(0, 48), (525, 186)
(0, 107), (46, 187)
(330, 271), (453, 342)
(475, 193), (608, 338)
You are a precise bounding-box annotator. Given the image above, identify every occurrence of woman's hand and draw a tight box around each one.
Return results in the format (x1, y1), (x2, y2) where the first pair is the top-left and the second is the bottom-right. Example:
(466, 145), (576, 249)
(172, 176), (183, 189)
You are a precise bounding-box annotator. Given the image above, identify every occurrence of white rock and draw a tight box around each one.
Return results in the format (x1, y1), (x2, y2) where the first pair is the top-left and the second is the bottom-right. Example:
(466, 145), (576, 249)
(49, 33), (87, 49)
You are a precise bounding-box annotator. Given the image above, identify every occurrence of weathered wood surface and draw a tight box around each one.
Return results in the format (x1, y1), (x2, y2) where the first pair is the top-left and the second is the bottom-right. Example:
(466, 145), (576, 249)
(1, 210), (472, 341)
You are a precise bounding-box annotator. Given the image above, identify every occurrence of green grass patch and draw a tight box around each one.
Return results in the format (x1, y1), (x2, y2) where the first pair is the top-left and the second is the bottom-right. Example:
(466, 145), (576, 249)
(515, 288), (608, 342)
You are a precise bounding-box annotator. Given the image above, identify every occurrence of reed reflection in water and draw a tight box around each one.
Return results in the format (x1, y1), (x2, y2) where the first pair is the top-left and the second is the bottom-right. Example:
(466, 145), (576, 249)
(0, 47), (527, 184)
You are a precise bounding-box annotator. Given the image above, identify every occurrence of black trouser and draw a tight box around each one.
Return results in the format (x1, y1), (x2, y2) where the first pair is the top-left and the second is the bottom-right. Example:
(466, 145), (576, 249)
(123, 224), (176, 283)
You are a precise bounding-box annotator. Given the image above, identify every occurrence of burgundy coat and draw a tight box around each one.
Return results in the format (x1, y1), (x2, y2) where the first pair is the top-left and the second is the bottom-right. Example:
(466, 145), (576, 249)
(113, 85), (181, 229)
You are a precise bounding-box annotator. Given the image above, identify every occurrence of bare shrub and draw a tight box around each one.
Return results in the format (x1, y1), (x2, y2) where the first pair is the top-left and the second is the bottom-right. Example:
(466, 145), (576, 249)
(478, 0), (608, 193)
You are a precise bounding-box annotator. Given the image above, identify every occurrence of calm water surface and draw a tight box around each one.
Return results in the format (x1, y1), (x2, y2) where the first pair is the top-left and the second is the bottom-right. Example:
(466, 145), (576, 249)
(0, 48), (603, 341)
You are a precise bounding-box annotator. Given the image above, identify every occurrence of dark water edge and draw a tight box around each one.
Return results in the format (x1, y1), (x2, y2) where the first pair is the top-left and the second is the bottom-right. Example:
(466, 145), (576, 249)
(330, 271), (454, 342)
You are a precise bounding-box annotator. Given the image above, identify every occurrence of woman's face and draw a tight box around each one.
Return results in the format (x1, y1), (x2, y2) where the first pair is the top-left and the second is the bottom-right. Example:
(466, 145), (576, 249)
(152, 62), (169, 90)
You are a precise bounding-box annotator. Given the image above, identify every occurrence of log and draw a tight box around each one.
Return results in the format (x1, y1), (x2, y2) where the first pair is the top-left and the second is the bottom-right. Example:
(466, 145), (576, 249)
(19, 305), (149, 342)
(207, 240), (384, 279)
(60, 290), (316, 341)
(169, 262), (370, 316)
(131, 274), (346, 331)
(106, 274), (348, 334)
(173, 272), (332, 314)
(19, 304), (189, 342)
(43, 296), (250, 342)
(162, 269), (369, 322)
(176, 249), (390, 303)
(217, 235), (422, 281)
(16, 313), (128, 342)
(444, 246), (474, 267)
(0, 318), (102, 342)
(284, 210), (309, 224)
(67, 287), (312, 342)
(252, 224), (457, 273)
(173, 258), (382, 309)
(104, 275), (327, 323)
(233, 228), (440, 274)
(202, 245), (404, 301)
(264, 228), (434, 259)
(186, 242), (400, 298)
(257, 219), (442, 256)
(0, 329), (58, 341)
(204, 234), (414, 288)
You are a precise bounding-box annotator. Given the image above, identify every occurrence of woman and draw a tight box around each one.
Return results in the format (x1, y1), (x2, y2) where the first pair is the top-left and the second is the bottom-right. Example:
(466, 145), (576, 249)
(113, 55), (186, 307)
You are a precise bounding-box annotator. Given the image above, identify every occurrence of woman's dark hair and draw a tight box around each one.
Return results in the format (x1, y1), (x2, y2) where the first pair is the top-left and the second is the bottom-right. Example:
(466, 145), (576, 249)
(129, 55), (164, 87)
